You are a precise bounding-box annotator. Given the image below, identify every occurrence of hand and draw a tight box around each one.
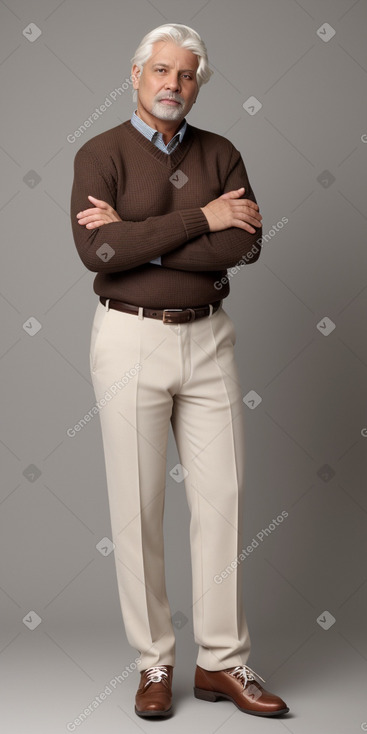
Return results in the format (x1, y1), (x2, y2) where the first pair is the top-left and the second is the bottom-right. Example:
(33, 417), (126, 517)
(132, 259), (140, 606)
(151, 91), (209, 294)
(200, 187), (262, 233)
(76, 195), (122, 229)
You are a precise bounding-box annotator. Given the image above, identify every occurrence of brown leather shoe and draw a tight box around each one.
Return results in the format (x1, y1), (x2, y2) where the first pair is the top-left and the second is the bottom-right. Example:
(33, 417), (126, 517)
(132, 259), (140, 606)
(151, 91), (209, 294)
(135, 665), (173, 717)
(194, 664), (289, 716)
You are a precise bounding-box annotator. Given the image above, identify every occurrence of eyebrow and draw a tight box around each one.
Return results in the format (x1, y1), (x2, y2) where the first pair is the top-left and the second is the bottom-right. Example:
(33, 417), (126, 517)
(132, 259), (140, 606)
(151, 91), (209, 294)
(151, 62), (196, 72)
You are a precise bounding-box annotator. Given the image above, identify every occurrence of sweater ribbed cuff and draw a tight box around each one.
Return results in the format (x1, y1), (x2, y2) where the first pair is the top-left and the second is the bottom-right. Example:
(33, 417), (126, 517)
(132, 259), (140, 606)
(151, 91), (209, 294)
(179, 208), (210, 240)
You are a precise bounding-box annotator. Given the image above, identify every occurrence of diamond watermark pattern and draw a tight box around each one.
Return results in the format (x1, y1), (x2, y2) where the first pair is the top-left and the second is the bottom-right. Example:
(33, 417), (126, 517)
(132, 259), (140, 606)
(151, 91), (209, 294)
(317, 464), (335, 482)
(96, 243), (115, 262)
(169, 170), (188, 188)
(317, 317), (336, 336)
(317, 611), (336, 630)
(23, 170), (41, 188)
(316, 23), (336, 43)
(96, 537), (115, 556)
(317, 170), (336, 188)
(23, 611), (42, 630)
(22, 23), (42, 42)
(22, 464), (42, 482)
(243, 390), (262, 409)
(171, 610), (188, 629)
(23, 317), (42, 336)
(169, 463), (189, 483)
(243, 96), (262, 115)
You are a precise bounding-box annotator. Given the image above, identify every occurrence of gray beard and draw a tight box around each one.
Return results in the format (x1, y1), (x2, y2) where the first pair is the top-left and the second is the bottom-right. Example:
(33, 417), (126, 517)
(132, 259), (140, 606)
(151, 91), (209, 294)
(151, 100), (185, 121)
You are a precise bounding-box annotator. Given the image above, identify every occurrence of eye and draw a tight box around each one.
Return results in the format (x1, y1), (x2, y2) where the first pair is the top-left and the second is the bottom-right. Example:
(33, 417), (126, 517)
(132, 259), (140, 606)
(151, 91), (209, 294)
(183, 74), (193, 80)
(156, 68), (165, 73)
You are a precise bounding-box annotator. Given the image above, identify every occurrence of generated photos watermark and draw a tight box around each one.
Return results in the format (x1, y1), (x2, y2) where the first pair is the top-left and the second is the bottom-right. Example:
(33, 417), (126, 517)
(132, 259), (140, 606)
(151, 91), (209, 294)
(66, 363), (142, 437)
(214, 216), (289, 290)
(67, 77), (133, 143)
(214, 510), (288, 584)
(66, 656), (141, 730)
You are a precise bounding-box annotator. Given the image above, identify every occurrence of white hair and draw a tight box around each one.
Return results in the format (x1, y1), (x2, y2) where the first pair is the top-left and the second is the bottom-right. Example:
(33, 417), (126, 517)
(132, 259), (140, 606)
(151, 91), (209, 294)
(130, 23), (214, 102)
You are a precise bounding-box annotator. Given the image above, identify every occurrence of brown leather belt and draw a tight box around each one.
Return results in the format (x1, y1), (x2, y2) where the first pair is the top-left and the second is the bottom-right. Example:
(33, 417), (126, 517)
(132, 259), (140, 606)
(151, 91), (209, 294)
(99, 296), (223, 324)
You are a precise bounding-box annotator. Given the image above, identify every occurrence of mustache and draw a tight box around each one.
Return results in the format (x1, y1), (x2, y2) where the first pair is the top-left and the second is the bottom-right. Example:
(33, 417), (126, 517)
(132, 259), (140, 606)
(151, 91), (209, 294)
(156, 94), (183, 104)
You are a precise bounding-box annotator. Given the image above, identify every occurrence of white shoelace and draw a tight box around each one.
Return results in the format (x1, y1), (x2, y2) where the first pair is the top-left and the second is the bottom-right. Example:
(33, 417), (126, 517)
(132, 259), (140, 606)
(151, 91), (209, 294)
(143, 666), (169, 687)
(229, 665), (266, 687)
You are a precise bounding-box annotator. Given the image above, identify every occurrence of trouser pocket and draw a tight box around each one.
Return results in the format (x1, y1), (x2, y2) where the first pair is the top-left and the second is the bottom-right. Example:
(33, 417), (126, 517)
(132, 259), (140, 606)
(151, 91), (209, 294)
(89, 302), (108, 373)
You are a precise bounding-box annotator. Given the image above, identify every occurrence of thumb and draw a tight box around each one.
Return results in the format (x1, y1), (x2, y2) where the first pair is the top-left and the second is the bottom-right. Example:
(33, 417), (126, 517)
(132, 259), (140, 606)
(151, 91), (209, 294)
(220, 187), (245, 199)
(87, 195), (109, 208)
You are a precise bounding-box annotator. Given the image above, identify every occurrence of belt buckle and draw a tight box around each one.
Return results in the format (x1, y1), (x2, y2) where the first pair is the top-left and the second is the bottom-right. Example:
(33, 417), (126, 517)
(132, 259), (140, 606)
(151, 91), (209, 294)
(163, 308), (183, 324)
(162, 308), (195, 324)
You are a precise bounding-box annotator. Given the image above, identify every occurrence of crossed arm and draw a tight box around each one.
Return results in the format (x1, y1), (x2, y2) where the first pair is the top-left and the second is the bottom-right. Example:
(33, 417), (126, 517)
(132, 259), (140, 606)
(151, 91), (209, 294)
(71, 146), (262, 273)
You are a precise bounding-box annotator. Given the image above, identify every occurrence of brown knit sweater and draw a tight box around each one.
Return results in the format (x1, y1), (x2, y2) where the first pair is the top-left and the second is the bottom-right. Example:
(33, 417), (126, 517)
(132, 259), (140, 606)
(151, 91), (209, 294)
(70, 119), (262, 308)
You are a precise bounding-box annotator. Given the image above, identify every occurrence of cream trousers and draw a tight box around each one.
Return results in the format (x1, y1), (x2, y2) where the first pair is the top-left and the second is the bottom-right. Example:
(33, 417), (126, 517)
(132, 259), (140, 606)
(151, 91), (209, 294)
(89, 298), (251, 672)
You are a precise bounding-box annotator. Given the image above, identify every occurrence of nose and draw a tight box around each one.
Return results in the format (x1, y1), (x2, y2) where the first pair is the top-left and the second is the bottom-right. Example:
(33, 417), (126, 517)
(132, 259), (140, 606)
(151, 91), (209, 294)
(164, 73), (180, 91)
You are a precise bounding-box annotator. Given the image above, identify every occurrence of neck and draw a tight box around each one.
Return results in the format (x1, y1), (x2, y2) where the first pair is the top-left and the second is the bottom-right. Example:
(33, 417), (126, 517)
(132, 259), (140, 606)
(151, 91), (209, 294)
(135, 105), (184, 144)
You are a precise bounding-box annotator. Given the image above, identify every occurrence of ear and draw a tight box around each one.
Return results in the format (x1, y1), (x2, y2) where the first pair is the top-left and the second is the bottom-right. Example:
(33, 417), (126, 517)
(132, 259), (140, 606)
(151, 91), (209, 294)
(131, 64), (141, 90)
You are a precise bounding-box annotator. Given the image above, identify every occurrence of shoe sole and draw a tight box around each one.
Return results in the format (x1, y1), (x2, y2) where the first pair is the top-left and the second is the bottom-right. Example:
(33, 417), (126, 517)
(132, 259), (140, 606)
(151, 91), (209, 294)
(194, 687), (289, 716)
(135, 705), (173, 718)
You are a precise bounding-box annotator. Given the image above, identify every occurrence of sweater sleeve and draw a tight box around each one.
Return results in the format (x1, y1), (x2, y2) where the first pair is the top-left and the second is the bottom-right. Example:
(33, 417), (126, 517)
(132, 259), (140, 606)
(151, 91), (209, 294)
(70, 147), (210, 273)
(160, 146), (262, 271)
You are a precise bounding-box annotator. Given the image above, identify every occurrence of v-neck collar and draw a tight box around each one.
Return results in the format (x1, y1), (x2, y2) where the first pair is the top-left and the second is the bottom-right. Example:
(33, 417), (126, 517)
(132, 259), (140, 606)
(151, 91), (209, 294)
(122, 119), (194, 169)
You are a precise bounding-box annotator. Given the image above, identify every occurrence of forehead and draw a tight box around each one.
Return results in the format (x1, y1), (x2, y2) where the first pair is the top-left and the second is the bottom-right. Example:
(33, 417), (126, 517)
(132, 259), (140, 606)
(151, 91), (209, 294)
(148, 40), (199, 69)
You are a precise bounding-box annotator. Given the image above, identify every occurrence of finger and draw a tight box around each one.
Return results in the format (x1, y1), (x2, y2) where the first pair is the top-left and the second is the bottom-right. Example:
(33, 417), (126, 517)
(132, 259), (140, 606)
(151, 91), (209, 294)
(241, 209), (262, 223)
(221, 187), (246, 199)
(238, 213), (262, 227)
(78, 215), (108, 226)
(230, 202), (262, 220)
(233, 219), (257, 233)
(230, 199), (259, 210)
(85, 220), (106, 229)
(87, 195), (110, 208)
(78, 220), (102, 229)
(77, 211), (106, 223)
(76, 208), (104, 219)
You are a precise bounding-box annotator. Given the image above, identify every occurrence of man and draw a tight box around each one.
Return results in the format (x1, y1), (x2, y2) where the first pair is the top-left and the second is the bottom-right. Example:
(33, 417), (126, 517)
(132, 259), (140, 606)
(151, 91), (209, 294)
(70, 23), (289, 719)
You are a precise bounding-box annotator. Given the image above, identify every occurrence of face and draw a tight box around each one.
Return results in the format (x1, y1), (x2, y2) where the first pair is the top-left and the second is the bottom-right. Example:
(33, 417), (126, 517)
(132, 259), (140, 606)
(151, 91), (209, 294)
(132, 39), (199, 122)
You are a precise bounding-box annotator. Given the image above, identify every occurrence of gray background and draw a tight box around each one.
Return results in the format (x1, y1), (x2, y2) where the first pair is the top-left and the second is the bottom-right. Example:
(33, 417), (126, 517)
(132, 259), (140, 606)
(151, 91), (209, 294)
(1, 0), (367, 732)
